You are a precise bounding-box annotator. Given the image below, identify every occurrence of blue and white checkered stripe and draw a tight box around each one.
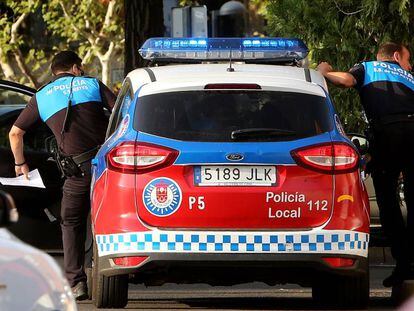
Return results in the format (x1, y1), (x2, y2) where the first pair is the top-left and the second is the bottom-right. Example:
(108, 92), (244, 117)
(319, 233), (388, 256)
(96, 230), (369, 258)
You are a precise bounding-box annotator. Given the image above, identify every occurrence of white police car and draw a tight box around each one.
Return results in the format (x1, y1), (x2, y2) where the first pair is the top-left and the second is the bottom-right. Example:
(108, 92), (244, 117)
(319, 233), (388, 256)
(90, 38), (370, 309)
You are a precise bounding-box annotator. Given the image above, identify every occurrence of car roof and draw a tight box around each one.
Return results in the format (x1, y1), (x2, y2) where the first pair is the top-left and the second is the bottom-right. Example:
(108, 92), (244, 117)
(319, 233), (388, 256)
(126, 63), (328, 97)
(0, 80), (36, 96)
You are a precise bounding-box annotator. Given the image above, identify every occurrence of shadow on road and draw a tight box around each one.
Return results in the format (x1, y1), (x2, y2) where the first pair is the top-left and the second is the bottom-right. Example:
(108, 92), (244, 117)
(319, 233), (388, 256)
(114, 296), (394, 310)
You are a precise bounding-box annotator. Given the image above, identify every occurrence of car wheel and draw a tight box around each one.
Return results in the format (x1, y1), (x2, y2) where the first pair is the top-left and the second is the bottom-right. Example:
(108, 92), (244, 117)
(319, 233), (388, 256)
(312, 272), (369, 309)
(92, 242), (129, 308)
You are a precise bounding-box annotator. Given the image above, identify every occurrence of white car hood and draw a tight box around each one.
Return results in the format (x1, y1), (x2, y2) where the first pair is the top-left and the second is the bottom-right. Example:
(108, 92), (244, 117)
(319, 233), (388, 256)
(0, 229), (76, 310)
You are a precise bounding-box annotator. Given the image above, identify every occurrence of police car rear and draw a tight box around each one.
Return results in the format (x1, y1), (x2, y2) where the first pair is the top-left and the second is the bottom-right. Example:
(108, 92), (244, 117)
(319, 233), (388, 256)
(91, 38), (370, 309)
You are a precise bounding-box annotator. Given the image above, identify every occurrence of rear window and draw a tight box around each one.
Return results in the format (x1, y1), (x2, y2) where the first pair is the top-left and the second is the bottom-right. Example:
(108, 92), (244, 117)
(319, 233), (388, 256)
(134, 91), (333, 142)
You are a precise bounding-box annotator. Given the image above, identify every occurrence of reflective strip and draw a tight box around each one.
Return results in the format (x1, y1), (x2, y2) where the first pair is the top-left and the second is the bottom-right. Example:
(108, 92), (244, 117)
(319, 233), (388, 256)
(96, 230), (369, 258)
(362, 61), (414, 91)
(37, 76), (102, 121)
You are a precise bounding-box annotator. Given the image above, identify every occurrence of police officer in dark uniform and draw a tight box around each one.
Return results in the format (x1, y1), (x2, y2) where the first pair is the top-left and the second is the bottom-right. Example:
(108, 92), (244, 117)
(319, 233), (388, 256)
(9, 51), (116, 299)
(317, 42), (414, 287)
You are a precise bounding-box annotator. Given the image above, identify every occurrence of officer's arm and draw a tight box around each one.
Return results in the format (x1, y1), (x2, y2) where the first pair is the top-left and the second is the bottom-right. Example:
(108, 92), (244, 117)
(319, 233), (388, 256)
(323, 72), (356, 88)
(99, 81), (116, 111)
(9, 126), (30, 179)
(317, 62), (357, 88)
(9, 96), (39, 179)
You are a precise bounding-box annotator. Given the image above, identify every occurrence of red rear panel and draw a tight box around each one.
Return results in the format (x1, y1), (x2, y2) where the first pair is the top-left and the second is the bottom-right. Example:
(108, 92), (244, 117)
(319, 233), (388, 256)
(136, 165), (333, 229)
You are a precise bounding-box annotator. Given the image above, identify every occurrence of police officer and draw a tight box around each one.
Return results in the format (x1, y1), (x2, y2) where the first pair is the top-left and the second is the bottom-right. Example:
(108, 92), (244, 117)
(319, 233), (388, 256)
(8, 51), (116, 299)
(317, 42), (414, 287)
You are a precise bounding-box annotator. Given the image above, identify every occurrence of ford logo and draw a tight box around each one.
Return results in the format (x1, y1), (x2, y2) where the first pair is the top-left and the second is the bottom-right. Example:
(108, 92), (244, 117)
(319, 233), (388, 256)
(226, 153), (244, 161)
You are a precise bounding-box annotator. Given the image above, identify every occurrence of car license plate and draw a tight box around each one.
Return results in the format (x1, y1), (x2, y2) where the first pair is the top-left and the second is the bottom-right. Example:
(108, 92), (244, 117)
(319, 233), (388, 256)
(194, 166), (276, 186)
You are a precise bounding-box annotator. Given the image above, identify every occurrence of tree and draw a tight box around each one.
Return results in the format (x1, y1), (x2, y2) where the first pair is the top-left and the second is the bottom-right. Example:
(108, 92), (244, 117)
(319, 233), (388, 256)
(247, 0), (268, 36)
(124, 0), (164, 73)
(266, 0), (414, 132)
(0, 0), (46, 88)
(43, 0), (124, 86)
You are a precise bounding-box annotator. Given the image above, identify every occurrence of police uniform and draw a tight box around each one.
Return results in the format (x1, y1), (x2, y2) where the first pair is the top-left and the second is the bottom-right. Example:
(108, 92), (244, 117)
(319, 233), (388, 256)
(350, 61), (414, 280)
(14, 73), (116, 287)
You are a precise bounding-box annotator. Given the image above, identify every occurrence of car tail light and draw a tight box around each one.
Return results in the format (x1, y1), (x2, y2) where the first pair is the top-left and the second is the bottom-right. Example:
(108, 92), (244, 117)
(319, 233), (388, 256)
(291, 142), (359, 174)
(107, 142), (179, 174)
(204, 83), (261, 89)
(322, 257), (355, 268)
(113, 256), (148, 267)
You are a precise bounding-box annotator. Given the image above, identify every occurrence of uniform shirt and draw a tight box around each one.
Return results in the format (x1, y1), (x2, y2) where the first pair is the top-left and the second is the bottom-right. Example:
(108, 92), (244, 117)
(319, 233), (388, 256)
(14, 73), (116, 155)
(349, 61), (414, 122)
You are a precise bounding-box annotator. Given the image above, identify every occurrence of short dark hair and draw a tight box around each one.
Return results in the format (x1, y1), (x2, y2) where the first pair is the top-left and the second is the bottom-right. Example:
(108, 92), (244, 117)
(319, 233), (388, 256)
(51, 51), (82, 74)
(377, 42), (405, 60)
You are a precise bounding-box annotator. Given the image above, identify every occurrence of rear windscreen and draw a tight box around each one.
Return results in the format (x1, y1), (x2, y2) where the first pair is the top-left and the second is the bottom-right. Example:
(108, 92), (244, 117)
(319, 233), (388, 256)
(134, 91), (333, 142)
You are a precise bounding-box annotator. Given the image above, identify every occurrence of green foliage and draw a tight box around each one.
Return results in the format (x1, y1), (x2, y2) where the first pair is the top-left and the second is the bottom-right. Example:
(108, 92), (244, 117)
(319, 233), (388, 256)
(0, 0), (40, 50)
(250, 0), (269, 16)
(0, 0), (123, 86)
(41, 0), (124, 85)
(0, 0), (49, 85)
(179, 0), (200, 5)
(266, 0), (414, 132)
(42, 0), (123, 59)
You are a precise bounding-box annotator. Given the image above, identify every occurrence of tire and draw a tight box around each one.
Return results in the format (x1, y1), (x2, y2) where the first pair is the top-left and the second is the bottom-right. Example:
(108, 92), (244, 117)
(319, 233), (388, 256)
(312, 272), (369, 309)
(92, 242), (129, 308)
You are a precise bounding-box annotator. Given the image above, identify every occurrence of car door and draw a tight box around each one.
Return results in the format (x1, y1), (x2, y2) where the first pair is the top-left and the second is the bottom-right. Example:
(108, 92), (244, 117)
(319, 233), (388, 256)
(0, 80), (63, 251)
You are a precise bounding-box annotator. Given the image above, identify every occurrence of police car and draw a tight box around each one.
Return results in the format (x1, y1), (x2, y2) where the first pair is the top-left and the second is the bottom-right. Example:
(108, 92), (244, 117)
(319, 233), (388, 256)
(90, 38), (370, 309)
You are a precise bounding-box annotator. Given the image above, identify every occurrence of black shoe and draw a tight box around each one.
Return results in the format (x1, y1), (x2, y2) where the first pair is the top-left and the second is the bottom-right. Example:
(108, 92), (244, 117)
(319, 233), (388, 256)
(72, 281), (88, 301)
(383, 270), (405, 288)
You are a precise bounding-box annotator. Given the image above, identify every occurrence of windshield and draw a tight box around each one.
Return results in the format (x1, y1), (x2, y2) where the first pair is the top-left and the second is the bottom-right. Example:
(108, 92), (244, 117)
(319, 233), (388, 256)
(134, 91), (333, 142)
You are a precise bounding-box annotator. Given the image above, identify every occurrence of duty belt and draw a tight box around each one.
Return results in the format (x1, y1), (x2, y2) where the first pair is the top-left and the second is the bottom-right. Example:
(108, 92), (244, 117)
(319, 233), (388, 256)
(72, 146), (100, 165)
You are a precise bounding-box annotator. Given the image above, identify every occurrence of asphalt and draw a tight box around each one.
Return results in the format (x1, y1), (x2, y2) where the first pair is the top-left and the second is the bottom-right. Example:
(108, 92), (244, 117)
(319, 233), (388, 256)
(70, 247), (414, 310)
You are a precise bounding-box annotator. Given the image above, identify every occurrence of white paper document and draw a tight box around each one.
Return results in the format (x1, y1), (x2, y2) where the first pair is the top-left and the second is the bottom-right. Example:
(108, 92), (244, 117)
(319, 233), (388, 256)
(0, 169), (46, 189)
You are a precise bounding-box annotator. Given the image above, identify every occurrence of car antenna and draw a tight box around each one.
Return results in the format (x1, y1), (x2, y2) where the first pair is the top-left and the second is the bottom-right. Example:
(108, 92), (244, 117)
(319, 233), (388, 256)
(227, 49), (235, 72)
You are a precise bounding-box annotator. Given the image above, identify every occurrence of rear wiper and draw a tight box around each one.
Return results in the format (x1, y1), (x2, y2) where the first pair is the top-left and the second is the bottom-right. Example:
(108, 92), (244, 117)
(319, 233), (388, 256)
(231, 128), (296, 140)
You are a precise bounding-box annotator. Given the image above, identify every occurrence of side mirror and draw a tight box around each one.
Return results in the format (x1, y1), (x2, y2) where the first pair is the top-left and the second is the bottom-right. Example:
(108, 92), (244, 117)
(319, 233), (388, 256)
(0, 191), (18, 227)
(347, 133), (369, 154)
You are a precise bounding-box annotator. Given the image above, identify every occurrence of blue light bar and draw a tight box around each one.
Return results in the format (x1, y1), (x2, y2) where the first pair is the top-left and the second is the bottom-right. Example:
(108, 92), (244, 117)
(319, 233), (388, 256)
(139, 37), (308, 62)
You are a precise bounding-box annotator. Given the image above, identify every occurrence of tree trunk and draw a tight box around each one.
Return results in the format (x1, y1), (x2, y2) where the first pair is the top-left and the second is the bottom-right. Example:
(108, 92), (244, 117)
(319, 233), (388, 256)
(97, 40), (115, 87)
(0, 50), (16, 80)
(124, 0), (165, 74)
(100, 57), (111, 87)
(14, 50), (41, 88)
(0, 61), (16, 80)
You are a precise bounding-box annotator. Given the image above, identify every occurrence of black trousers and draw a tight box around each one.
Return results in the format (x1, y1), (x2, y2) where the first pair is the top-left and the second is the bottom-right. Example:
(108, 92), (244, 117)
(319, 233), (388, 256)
(61, 163), (91, 287)
(371, 122), (414, 271)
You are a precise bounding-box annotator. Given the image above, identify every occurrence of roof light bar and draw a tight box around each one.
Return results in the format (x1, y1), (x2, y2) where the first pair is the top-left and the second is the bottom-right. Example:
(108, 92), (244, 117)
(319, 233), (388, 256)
(139, 37), (308, 62)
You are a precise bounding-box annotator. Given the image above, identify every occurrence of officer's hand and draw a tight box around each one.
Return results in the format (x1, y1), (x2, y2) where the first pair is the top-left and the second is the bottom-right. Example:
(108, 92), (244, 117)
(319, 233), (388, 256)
(15, 163), (30, 180)
(317, 62), (333, 75)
